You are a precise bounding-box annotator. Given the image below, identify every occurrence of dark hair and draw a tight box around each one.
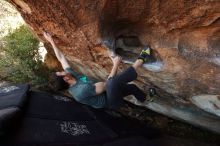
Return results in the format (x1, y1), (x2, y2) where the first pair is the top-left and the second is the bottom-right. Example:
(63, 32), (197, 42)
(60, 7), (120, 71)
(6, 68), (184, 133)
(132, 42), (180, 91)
(49, 73), (69, 91)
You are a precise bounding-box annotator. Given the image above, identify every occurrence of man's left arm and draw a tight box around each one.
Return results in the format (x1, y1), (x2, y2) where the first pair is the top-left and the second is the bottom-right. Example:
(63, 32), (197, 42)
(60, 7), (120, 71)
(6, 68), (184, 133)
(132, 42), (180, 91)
(94, 55), (122, 95)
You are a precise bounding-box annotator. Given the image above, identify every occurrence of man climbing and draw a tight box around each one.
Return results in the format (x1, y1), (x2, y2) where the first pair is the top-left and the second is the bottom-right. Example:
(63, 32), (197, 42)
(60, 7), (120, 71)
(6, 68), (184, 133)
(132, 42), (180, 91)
(44, 32), (153, 109)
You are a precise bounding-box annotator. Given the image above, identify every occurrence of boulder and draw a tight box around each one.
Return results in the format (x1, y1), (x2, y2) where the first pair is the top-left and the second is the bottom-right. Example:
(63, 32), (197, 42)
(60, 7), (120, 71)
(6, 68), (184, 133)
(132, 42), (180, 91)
(9, 0), (220, 133)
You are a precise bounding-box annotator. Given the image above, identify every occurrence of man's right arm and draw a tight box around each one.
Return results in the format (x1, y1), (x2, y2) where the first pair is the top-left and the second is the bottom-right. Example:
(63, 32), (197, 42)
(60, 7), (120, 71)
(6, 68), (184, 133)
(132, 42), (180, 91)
(107, 55), (122, 79)
(92, 55), (121, 95)
(43, 32), (70, 70)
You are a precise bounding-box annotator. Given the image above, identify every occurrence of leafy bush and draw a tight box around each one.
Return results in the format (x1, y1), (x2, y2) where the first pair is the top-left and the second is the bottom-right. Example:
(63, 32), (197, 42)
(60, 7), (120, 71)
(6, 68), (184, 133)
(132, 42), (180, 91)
(0, 25), (49, 85)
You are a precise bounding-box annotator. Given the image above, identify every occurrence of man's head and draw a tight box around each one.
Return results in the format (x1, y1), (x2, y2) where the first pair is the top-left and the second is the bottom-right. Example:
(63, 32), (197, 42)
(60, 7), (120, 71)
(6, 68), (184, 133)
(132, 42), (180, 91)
(49, 71), (76, 91)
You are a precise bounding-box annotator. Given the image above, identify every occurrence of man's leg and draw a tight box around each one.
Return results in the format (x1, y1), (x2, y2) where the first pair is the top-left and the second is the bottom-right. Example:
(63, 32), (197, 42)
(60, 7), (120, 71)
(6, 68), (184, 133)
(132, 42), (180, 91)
(132, 59), (144, 70)
(114, 66), (138, 84)
(106, 78), (125, 109)
(106, 45), (152, 108)
(113, 45), (152, 102)
(115, 45), (152, 83)
(121, 83), (146, 102)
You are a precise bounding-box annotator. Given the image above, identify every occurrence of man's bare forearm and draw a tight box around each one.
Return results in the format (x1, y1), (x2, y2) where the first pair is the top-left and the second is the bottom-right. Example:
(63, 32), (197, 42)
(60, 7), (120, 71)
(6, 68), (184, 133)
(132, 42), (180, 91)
(107, 55), (121, 79)
(94, 63), (119, 95)
(44, 32), (70, 69)
(50, 41), (65, 62)
(108, 65), (119, 79)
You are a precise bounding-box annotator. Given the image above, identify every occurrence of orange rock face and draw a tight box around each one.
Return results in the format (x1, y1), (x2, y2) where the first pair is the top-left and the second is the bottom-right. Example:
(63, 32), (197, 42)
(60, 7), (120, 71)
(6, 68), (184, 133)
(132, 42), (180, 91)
(10, 0), (220, 117)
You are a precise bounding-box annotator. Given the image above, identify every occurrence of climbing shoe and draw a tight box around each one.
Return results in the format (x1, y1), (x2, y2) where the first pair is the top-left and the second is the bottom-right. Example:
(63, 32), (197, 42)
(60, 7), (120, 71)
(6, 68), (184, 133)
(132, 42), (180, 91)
(138, 45), (152, 63)
(146, 88), (157, 102)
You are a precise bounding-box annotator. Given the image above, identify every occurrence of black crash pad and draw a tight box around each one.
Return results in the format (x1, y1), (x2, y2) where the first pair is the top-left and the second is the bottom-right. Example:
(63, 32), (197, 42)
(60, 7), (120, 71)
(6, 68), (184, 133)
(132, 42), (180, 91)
(1, 85), (159, 146)
(11, 117), (117, 144)
(0, 84), (29, 135)
(0, 84), (29, 109)
(24, 91), (95, 121)
(7, 91), (117, 145)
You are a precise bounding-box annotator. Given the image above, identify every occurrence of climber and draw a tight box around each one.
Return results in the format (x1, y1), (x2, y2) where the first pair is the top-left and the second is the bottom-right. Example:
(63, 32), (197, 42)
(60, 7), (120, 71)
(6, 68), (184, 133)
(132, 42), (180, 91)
(44, 32), (153, 109)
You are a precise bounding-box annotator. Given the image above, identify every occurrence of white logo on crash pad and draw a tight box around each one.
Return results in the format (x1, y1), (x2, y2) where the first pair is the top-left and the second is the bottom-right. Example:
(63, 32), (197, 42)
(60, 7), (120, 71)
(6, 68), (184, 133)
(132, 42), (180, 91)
(53, 95), (72, 102)
(60, 121), (90, 136)
(0, 86), (19, 93)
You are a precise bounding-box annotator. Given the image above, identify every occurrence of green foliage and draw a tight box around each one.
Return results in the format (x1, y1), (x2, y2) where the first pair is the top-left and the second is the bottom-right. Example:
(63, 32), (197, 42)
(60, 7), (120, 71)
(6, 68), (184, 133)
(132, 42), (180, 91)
(0, 25), (49, 85)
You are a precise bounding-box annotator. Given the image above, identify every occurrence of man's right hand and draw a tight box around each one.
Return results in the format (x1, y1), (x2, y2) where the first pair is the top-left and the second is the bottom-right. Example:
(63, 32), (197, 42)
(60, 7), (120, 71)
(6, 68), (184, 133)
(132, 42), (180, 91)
(43, 32), (70, 69)
(112, 56), (122, 67)
(43, 32), (54, 44)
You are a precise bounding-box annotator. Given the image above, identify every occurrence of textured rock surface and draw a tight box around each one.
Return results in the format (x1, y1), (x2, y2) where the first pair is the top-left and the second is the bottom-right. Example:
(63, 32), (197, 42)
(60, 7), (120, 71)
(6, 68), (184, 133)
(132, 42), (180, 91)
(191, 95), (220, 117)
(0, 0), (24, 38)
(9, 0), (220, 132)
